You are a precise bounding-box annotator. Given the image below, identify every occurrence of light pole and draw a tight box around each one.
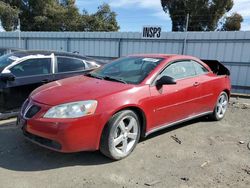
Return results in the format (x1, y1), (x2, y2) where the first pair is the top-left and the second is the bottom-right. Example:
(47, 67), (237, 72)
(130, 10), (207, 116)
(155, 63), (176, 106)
(182, 13), (189, 55)
(17, 18), (21, 49)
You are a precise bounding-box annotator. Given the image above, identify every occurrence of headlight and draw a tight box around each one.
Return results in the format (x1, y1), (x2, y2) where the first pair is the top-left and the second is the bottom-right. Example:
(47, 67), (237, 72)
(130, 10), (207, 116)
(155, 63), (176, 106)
(44, 100), (97, 118)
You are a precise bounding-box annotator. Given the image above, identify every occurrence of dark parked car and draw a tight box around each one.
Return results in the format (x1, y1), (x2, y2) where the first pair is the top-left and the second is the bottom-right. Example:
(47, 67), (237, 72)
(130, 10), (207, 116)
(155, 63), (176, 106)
(0, 50), (103, 119)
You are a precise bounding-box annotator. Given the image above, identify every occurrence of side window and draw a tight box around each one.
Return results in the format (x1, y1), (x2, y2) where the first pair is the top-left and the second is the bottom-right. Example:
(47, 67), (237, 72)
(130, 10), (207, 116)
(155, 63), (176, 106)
(57, 57), (85, 73)
(192, 61), (209, 75)
(10, 58), (51, 77)
(161, 61), (196, 80)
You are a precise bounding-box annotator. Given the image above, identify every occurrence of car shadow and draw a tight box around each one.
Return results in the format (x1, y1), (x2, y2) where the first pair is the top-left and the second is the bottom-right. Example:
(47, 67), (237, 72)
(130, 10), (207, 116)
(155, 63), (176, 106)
(0, 116), (212, 172)
(0, 122), (113, 172)
(144, 116), (212, 140)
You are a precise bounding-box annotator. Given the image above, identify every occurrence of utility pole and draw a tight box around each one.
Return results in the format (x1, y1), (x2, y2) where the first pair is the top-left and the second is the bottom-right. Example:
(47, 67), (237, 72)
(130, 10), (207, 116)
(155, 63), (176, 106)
(17, 18), (21, 49)
(185, 13), (189, 32)
(182, 13), (189, 55)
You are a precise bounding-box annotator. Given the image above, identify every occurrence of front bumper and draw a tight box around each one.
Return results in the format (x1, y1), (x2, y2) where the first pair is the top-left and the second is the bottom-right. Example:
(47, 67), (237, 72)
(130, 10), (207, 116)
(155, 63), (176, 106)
(18, 100), (105, 153)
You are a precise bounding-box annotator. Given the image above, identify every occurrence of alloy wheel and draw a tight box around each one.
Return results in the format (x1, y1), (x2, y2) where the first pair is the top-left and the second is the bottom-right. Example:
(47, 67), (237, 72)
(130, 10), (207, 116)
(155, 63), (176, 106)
(112, 115), (139, 155)
(216, 93), (228, 119)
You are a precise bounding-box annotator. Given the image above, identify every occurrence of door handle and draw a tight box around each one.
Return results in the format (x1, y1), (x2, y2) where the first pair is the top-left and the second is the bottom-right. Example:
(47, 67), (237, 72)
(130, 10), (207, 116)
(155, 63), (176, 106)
(193, 82), (200, 87)
(41, 79), (50, 83)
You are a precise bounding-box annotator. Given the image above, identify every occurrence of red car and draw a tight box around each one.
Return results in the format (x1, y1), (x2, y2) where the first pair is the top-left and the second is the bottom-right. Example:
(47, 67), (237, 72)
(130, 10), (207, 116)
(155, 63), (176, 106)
(18, 54), (231, 160)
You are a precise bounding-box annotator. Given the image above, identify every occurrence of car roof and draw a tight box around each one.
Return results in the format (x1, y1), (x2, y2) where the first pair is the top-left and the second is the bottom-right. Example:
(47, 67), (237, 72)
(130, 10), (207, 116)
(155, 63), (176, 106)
(129, 54), (198, 59)
(8, 50), (108, 64)
(10, 50), (88, 59)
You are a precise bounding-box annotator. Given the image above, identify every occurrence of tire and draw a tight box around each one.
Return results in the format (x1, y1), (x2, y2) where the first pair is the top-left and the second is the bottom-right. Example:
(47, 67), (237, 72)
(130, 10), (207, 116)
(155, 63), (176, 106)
(209, 91), (229, 121)
(100, 110), (141, 160)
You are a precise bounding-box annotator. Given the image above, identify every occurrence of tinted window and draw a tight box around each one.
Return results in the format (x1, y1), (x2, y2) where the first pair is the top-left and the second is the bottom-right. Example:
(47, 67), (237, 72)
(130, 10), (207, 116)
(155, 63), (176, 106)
(192, 61), (209, 75)
(10, 58), (51, 77)
(57, 57), (85, 73)
(161, 61), (196, 80)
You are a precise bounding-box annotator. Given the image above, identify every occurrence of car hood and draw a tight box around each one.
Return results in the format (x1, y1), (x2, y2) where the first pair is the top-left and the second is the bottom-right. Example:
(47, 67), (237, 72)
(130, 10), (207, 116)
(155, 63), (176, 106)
(31, 75), (134, 106)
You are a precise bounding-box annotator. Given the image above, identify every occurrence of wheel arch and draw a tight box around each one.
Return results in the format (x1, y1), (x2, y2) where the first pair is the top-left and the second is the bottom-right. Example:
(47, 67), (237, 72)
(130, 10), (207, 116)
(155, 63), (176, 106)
(124, 106), (147, 138)
(223, 89), (230, 100)
(99, 105), (147, 148)
(110, 105), (147, 137)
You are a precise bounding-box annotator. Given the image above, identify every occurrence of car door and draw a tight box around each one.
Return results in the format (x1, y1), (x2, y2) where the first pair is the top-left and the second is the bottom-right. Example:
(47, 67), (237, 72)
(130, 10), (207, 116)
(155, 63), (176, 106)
(54, 56), (90, 80)
(148, 60), (202, 130)
(2, 57), (53, 111)
(191, 60), (215, 113)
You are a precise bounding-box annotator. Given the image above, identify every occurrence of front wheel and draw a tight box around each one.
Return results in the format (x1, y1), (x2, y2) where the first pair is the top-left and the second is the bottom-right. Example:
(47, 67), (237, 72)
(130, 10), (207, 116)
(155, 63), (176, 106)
(100, 110), (140, 160)
(209, 91), (228, 121)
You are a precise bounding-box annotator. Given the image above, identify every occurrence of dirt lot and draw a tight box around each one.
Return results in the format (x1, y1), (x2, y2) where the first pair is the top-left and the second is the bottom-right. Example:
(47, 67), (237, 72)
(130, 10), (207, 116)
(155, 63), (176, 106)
(0, 98), (249, 188)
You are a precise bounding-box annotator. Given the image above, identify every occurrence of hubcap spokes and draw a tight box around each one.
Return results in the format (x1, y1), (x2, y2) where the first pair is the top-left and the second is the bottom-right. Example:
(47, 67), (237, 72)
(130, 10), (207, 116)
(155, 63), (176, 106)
(113, 116), (138, 154)
(216, 94), (228, 118)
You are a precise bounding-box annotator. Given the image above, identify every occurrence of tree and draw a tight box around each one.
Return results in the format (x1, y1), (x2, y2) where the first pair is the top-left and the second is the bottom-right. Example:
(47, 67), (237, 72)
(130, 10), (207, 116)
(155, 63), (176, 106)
(0, 1), (120, 32)
(221, 13), (243, 31)
(78, 4), (120, 32)
(29, 0), (83, 31)
(161, 0), (234, 31)
(88, 4), (120, 32)
(0, 1), (19, 31)
(60, 0), (75, 7)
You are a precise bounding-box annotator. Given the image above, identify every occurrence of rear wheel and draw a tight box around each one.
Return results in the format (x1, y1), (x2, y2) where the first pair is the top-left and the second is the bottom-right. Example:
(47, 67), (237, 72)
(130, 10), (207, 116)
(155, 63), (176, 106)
(209, 91), (228, 121)
(100, 110), (140, 160)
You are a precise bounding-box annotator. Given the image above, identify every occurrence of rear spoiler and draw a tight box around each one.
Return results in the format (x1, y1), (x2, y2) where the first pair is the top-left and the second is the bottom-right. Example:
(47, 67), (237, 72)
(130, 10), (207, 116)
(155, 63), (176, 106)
(201, 59), (230, 76)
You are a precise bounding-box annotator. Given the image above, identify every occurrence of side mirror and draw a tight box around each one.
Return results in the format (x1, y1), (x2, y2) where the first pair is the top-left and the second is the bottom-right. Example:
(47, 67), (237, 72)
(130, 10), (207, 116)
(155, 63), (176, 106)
(0, 73), (15, 82)
(156, 76), (176, 86)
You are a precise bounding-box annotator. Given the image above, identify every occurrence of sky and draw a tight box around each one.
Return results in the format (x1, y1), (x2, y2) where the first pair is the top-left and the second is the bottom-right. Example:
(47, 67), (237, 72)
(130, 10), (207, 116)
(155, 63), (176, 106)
(75, 0), (250, 32)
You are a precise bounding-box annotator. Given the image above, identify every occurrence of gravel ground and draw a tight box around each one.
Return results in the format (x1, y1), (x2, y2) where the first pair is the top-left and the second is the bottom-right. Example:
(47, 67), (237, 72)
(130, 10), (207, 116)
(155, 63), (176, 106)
(0, 98), (249, 188)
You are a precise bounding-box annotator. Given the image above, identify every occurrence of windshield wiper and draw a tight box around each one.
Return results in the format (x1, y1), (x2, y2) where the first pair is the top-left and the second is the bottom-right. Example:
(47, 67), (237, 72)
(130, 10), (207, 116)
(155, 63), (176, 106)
(85, 73), (103, 80)
(103, 76), (127, 84)
(86, 73), (127, 84)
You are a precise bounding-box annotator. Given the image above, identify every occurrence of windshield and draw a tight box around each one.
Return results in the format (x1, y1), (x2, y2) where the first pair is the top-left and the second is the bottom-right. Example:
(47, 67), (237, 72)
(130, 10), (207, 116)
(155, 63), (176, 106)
(87, 56), (163, 84)
(0, 54), (17, 72)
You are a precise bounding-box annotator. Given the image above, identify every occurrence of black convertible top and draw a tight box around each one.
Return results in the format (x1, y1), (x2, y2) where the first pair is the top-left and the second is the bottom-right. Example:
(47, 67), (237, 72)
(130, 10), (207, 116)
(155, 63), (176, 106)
(201, 59), (230, 76)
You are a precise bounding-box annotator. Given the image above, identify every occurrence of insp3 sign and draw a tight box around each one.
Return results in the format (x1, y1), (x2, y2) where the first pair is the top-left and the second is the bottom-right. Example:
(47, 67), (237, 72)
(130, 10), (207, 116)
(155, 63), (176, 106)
(142, 26), (162, 39)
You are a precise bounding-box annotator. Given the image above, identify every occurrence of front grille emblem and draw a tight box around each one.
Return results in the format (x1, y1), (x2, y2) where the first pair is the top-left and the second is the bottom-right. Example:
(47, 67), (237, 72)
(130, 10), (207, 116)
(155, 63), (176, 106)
(23, 101), (41, 119)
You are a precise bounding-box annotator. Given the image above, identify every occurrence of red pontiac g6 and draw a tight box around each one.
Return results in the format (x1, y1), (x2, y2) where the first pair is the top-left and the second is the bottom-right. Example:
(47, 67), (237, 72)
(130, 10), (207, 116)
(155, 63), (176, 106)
(18, 54), (231, 160)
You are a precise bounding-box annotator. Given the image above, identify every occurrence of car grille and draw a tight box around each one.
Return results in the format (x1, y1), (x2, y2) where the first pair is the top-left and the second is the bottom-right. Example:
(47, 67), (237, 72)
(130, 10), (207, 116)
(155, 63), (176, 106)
(21, 99), (29, 115)
(25, 105), (41, 119)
